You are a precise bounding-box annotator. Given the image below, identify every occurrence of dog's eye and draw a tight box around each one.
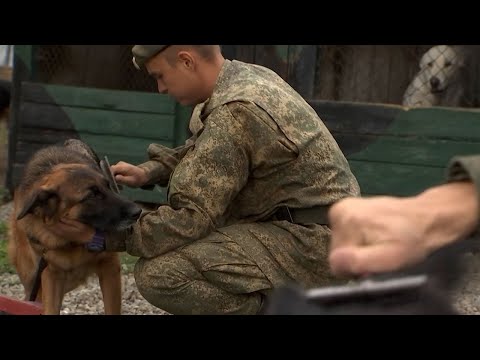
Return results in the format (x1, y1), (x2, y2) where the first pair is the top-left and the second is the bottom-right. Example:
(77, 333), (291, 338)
(81, 192), (96, 202)
(428, 62), (433, 67)
(82, 186), (104, 202)
(445, 61), (452, 67)
(84, 190), (98, 201)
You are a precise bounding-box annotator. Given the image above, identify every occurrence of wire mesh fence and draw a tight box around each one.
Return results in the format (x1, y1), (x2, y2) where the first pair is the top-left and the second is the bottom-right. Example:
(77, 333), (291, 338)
(313, 45), (480, 108)
(30, 45), (480, 108)
(34, 45), (157, 93)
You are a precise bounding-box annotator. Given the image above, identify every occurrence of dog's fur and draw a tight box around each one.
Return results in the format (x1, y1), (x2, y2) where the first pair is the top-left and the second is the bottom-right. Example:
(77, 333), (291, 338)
(402, 45), (465, 108)
(7, 140), (142, 315)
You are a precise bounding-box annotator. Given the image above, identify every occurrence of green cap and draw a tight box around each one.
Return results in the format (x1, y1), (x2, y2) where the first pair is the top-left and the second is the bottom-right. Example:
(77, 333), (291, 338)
(132, 45), (170, 70)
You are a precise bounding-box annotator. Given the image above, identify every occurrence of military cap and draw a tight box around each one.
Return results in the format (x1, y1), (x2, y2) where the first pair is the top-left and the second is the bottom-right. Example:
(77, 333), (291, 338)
(132, 45), (170, 70)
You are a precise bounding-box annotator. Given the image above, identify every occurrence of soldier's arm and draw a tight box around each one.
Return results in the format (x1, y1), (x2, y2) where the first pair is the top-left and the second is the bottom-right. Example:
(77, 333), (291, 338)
(446, 154), (480, 213)
(137, 135), (197, 188)
(137, 104), (205, 187)
(328, 155), (480, 276)
(105, 103), (265, 257)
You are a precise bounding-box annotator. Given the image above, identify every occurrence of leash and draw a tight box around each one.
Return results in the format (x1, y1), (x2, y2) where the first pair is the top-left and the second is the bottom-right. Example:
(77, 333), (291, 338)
(28, 256), (48, 302)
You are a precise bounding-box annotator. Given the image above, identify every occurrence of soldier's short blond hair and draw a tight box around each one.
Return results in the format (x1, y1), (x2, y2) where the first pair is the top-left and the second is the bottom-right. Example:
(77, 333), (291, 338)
(164, 45), (221, 65)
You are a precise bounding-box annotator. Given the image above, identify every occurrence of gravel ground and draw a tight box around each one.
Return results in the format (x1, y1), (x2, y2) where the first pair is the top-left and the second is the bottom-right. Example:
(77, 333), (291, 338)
(1, 200), (480, 315)
(0, 200), (12, 224)
(0, 271), (168, 315)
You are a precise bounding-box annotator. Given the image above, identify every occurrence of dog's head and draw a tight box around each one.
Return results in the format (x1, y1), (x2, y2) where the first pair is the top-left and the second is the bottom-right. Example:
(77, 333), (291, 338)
(418, 45), (464, 93)
(16, 142), (142, 231)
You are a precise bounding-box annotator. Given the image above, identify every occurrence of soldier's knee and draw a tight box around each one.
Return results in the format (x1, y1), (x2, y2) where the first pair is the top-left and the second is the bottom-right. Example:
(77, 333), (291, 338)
(133, 257), (150, 298)
(133, 255), (196, 311)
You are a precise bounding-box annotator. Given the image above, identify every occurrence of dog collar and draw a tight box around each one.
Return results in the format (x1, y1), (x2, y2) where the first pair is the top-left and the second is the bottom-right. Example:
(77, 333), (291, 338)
(85, 230), (106, 253)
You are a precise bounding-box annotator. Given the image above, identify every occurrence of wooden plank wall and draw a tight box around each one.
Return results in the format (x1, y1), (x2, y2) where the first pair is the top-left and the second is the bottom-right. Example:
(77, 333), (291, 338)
(11, 82), (192, 203)
(310, 100), (480, 196)
(14, 85), (480, 200)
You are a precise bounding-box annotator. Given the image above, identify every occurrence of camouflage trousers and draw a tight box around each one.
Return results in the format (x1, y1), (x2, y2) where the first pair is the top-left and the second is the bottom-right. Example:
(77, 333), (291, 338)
(133, 231), (271, 315)
(133, 222), (334, 315)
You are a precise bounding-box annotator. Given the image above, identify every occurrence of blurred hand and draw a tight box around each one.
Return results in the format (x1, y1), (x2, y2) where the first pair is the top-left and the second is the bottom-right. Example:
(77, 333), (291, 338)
(328, 182), (478, 277)
(327, 196), (428, 277)
(110, 161), (148, 188)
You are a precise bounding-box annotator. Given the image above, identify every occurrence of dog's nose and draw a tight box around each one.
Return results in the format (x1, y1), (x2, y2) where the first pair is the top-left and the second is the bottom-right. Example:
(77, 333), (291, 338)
(430, 76), (440, 90)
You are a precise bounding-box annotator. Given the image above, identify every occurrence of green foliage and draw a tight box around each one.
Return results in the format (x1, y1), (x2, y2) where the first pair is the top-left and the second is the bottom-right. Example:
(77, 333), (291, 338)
(0, 187), (6, 202)
(120, 253), (138, 274)
(0, 222), (14, 273)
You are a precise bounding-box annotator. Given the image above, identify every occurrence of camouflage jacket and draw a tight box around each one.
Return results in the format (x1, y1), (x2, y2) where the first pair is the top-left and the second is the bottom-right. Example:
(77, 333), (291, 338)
(106, 60), (360, 258)
(447, 154), (480, 206)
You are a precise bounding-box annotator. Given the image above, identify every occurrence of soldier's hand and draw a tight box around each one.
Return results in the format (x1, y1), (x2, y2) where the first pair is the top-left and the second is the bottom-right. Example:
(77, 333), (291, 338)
(328, 182), (479, 277)
(327, 196), (428, 277)
(111, 161), (149, 188)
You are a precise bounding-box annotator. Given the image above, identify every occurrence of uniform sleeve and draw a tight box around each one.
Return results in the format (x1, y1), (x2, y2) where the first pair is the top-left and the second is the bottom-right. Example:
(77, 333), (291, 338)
(137, 136), (196, 187)
(446, 154), (480, 220)
(136, 104), (204, 187)
(117, 104), (254, 258)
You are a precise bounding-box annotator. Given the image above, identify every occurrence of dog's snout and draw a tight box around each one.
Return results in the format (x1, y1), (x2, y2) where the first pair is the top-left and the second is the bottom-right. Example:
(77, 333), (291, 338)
(430, 76), (440, 90)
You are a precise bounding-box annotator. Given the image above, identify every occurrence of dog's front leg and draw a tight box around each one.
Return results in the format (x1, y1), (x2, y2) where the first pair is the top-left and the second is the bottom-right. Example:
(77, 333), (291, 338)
(96, 255), (122, 315)
(41, 267), (66, 315)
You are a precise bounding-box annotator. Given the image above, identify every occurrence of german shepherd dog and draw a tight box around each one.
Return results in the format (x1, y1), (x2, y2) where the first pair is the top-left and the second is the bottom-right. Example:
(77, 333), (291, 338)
(7, 139), (142, 315)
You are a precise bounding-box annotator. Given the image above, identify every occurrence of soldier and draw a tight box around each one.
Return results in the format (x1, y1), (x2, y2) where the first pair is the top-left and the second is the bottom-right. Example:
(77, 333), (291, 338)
(50, 45), (360, 314)
(328, 155), (480, 277)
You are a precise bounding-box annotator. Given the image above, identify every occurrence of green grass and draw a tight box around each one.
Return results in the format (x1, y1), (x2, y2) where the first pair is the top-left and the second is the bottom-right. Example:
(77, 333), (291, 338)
(0, 221), (14, 274)
(120, 253), (138, 274)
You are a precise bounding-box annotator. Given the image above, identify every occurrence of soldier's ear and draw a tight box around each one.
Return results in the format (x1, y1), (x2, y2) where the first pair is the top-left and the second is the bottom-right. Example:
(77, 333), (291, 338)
(178, 51), (195, 70)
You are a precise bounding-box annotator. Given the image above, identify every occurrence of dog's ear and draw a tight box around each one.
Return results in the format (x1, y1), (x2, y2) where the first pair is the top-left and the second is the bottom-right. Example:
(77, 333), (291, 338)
(63, 139), (101, 167)
(16, 189), (59, 220)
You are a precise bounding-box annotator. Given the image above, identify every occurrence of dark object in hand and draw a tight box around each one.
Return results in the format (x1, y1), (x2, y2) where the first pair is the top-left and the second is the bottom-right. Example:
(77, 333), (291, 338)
(262, 236), (480, 315)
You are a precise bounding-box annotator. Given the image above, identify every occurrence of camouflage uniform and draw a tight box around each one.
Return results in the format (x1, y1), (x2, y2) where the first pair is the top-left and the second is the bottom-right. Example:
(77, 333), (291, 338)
(106, 60), (360, 314)
(447, 155), (480, 204)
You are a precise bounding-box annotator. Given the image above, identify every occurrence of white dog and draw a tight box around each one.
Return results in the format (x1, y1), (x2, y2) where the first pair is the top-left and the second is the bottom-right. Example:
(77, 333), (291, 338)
(402, 45), (464, 107)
